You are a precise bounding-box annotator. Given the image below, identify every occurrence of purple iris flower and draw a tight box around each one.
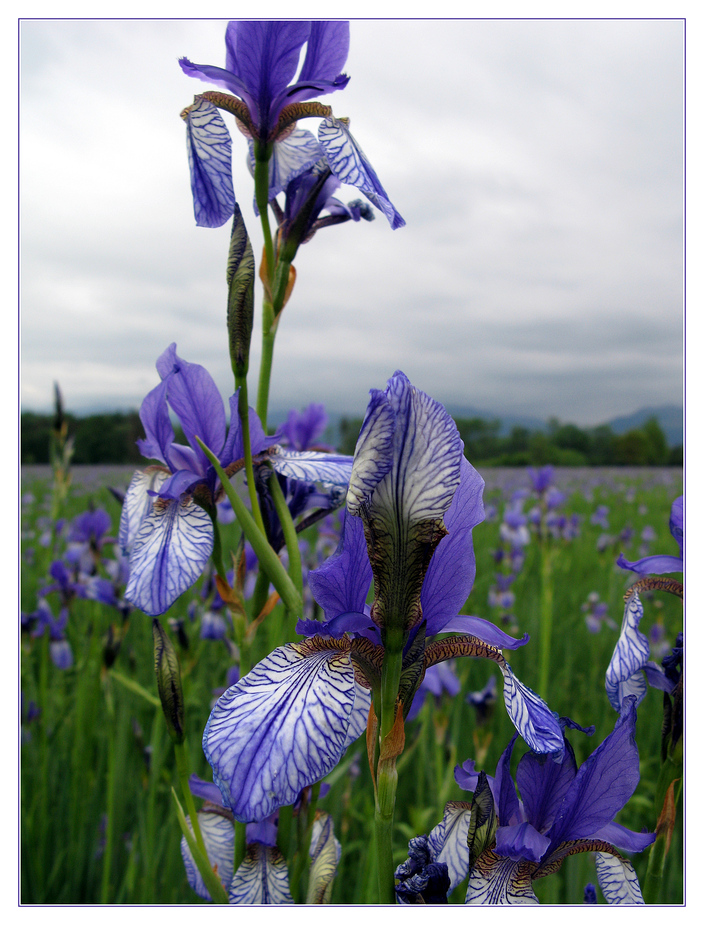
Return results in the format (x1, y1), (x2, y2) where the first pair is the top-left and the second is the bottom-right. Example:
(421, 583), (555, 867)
(279, 403), (331, 451)
(179, 21), (404, 230)
(397, 697), (654, 904)
(120, 344), (354, 616)
(181, 774), (340, 904)
(203, 373), (561, 825)
(616, 496), (683, 575)
(607, 496), (683, 711)
(30, 600), (74, 669)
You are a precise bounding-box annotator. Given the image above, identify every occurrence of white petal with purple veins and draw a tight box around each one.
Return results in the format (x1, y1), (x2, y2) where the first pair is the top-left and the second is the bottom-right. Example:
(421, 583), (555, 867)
(180, 812), (234, 901)
(428, 801), (473, 891)
(267, 448), (353, 489)
(500, 663), (563, 755)
(125, 495), (213, 615)
(595, 852), (644, 904)
(229, 844), (293, 904)
(204, 643), (357, 822)
(605, 592), (650, 711)
(185, 96), (235, 228)
(119, 468), (169, 554)
(307, 813), (341, 903)
(342, 682), (372, 748)
(466, 851), (538, 904)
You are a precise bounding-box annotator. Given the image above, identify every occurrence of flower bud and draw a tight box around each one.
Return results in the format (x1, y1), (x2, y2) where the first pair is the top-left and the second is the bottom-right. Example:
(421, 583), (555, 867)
(153, 618), (185, 744)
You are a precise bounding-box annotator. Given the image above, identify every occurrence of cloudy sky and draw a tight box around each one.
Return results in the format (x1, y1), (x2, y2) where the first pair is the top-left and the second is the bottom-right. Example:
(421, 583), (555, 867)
(19, 16), (684, 427)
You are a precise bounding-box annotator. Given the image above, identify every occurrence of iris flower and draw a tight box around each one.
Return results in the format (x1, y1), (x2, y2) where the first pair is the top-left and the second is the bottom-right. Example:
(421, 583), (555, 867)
(203, 372), (562, 824)
(606, 495), (684, 711)
(396, 696), (654, 904)
(119, 344), (354, 616)
(181, 776), (340, 904)
(179, 21), (404, 229)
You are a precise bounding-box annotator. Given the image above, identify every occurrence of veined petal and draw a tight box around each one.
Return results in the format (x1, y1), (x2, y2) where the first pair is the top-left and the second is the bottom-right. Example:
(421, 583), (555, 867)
(465, 850), (538, 905)
(319, 117), (405, 229)
(203, 640), (356, 822)
(427, 801), (473, 891)
(595, 852), (645, 904)
(118, 468), (169, 554)
(298, 22), (350, 85)
(184, 96), (236, 228)
(605, 592), (649, 711)
(125, 495), (214, 615)
(500, 662), (563, 755)
(345, 388), (396, 514)
(307, 812), (341, 904)
(229, 844), (294, 904)
(255, 129), (322, 203)
(342, 682), (372, 748)
(267, 447), (353, 490)
(180, 812), (234, 901)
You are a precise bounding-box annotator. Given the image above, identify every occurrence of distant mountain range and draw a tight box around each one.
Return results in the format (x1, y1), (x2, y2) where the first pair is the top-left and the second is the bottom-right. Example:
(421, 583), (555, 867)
(270, 403), (684, 448)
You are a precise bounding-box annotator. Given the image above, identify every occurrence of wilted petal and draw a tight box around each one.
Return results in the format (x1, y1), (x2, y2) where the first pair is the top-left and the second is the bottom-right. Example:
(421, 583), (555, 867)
(267, 447), (353, 491)
(125, 496), (214, 615)
(119, 468), (169, 554)
(605, 592), (649, 711)
(229, 843), (294, 904)
(595, 852), (645, 905)
(465, 850), (538, 905)
(184, 96), (236, 228)
(180, 812), (234, 901)
(319, 117), (405, 229)
(500, 662), (563, 755)
(306, 812), (341, 903)
(203, 641), (357, 822)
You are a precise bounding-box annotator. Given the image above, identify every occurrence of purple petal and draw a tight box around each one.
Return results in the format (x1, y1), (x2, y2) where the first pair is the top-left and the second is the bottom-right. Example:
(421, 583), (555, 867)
(495, 821), (550, 863)
(516, 741), (578, 834)
(267, 448), (353, 491)
(125, 496), (214, 615)
(439, 614), (529, 650)
(669, 495), (683, 552)
(188, 774), (224, 806)
(593, 821), (656, 854)
(136, 378), (174, 465)
(261, 129), (322, 202)
(318, 117), (405, 229)
(616, 551), (682, 575)
(297, 22), (349, 84)
(203, 642), (356, 822)
(421, 457), (485, 634)
(184, 96), (236, 228)
(548, 698), (641, 847)
(308, 511), (373, 620)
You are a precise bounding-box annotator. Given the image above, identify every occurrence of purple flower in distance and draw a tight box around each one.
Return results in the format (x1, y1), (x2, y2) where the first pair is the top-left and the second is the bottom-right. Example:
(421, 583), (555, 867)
(203, 373), (561, 824)
(617, 496), (683, 576)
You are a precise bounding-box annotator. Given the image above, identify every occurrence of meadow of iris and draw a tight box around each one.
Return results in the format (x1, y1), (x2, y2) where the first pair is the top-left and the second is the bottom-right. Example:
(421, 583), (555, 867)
(20, 463), (683, 904)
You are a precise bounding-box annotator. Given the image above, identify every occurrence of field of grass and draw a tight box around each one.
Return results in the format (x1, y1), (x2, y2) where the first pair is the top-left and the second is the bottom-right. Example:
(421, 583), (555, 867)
(19, 464), (683, 904)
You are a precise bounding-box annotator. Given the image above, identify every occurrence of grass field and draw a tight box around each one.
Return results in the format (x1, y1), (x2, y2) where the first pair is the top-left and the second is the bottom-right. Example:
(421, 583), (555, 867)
(19, 464), (683, 904)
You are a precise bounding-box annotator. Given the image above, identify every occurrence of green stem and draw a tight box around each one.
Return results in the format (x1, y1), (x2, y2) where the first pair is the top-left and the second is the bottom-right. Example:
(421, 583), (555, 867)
(174, 739), (207, 859)
(236, 376), (266, 535)
(374, 645), (403, 904)
(266, 467), (304, 639)
(197, 438), (302, 617)
(234, 820), (247, 873)
(108, 669), (161, 708)
(99, 678), (116, 904)
(256, 300), (277, 430)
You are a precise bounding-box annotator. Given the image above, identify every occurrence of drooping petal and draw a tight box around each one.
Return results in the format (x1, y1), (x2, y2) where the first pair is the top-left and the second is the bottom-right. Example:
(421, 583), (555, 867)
(180, 812), (234, 901)
(595, 852), (645, 905)
(250, 129), (323, 204)
(184, 96), (236, 228)
(319, 117), (405, 229)
(605, 592), (649, 711)
(203, 640), (357, 822)
(593, 821), (656, 854)
(500, 662), (564, 755)
(427, 801), (473, 892)
(342, 682), (372, 748)
(440, 614), (529, 650)
(420, 457), (486, 634)
(306, 812), (341, 903)
(118, 468), (169, 554)
(465, 850), (539, 905)
(124, 496), (214, 616)
(547, 697), (641, 847)
(616, 551), (683, 575)
(229, 843), (294, 904)
(267, 447), (353, 491)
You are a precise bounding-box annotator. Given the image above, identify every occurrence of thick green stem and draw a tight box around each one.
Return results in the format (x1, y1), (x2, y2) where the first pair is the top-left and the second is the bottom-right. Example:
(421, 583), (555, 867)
(256, 300), (277, 430)
(267, 467), (304, 639)
(236, 376), (266, 535)
(374, 645), (404, 904)
(174, 739), (207, 859)
(234, 820), (246, 874)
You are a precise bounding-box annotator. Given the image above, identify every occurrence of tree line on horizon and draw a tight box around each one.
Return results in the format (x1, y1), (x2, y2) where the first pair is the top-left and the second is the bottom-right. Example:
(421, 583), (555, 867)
(21, 409), (682, 468)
